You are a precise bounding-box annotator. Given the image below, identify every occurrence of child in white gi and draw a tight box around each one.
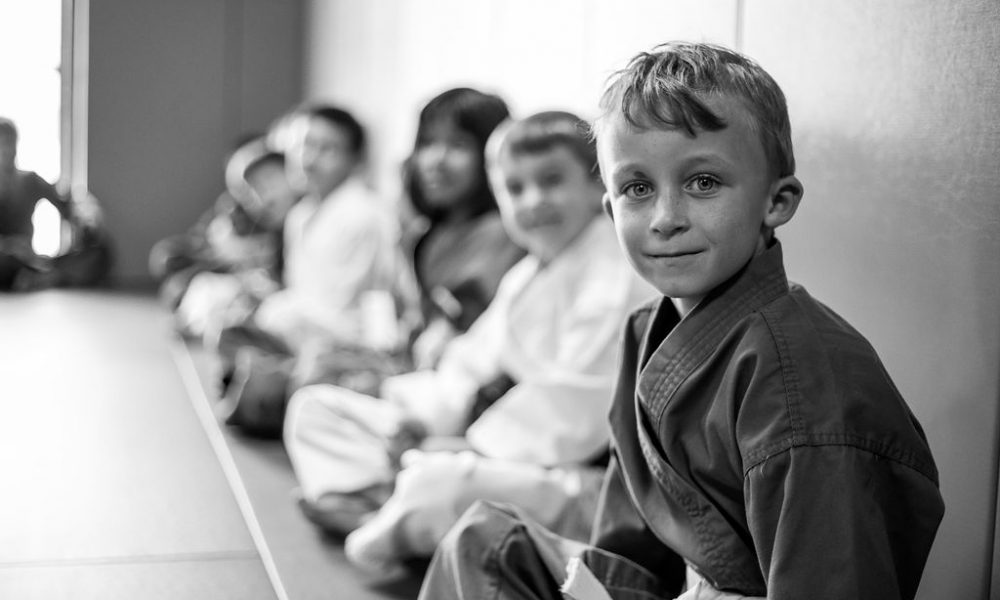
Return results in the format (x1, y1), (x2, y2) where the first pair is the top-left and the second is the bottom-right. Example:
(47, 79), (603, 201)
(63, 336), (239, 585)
(171, 148), (297, 339)
(215, 105), (408, 436)
(417, 42), (944, 600)
(283, 111), (655, 579)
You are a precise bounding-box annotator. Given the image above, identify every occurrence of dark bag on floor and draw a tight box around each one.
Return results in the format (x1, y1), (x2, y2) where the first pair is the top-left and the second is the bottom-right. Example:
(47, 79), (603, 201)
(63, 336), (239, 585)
(216, 347), (293, 438)
(292, 343), (413, 398)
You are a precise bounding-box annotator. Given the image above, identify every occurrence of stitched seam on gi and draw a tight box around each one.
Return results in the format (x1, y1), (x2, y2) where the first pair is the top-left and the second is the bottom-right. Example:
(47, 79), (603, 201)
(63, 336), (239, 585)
(647, 267), (788, 430)
(742, 433), (941, 483)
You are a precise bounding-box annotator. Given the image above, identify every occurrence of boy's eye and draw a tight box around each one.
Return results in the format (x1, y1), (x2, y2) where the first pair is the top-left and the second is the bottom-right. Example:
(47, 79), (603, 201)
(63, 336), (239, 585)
(686, 174), (720, 194)
(540, 172), (564, 188)
(622, 181), (653, 199)
(450, 139), (475, 151)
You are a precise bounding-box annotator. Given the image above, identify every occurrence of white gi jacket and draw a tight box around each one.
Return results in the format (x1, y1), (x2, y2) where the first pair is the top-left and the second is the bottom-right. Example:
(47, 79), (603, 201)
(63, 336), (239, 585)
(382, 216), (655, 466)
(254, 176), (403, 349)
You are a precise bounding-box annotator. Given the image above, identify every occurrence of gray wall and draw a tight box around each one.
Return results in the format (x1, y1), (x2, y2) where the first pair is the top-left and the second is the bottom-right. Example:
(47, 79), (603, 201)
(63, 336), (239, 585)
(743, 3), (999, 598)
(86, 0), (303, 286)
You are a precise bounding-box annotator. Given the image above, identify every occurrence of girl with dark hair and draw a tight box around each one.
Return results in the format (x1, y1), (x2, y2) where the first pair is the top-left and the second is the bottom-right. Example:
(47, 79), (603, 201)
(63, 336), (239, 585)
(403, 88), (526, 368)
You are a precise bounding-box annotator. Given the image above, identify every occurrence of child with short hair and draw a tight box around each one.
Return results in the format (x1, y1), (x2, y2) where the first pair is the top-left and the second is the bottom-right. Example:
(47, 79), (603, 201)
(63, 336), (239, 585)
(283, 110), (654, 578)
(148, 136), (292, 323)
(402, 87), (526, 369)
(418, 42), (944, 600)
(171, 148), (297, 338)
(215, 104), (409, 436)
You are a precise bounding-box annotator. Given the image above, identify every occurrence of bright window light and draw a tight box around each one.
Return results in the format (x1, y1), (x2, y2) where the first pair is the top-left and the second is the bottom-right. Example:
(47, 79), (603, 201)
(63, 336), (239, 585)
(0, 0), (63, 256)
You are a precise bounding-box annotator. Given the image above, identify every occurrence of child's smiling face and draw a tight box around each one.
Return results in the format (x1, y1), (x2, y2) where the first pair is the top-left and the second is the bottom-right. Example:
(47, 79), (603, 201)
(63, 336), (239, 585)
(598, 97), (792, 315)
(491, 145), (603, 265)
(295, 116), (358, 198)
(412, 119), (483, 212)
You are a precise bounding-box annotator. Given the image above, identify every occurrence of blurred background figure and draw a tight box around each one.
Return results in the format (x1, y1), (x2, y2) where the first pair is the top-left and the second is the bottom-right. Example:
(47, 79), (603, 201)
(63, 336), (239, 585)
(148, 134), (298, 339)
(0, 117), (110, 291)
(401, 87), (526, 369)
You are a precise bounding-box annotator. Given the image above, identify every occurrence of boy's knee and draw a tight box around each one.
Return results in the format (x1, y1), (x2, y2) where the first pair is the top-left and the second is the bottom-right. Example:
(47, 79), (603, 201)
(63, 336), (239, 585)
(393, 451), (479, 511)
(284, 385), (337, 438)
(441, 500), (523, 553)
(286, 384), (322, 418)
(434, 501), (562, 597)
(420, 501), (525, 600)
(283, 386), (313, 437)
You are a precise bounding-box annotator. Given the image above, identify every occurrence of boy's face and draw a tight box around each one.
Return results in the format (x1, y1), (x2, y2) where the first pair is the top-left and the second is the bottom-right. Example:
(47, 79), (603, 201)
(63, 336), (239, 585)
(244, 162), (297, 229)
(412, 120), (482, 211)
(0, 134), (16, 170)
(598, 98), (779, 312)
(291, 116), (357, 198)
(491, 145), (603, 264)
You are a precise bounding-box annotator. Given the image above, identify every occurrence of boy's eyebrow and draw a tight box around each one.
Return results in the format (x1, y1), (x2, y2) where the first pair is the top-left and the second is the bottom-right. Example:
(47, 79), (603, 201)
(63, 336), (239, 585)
(606, 152), (737, 181)
(675, 151), (738, 171)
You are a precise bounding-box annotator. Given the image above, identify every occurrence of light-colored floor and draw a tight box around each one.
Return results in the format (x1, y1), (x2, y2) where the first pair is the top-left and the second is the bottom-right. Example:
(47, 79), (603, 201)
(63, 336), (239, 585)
(178, 343), (425, 600)
(0, 289), (424, 600)
(0, 290), (276, 599)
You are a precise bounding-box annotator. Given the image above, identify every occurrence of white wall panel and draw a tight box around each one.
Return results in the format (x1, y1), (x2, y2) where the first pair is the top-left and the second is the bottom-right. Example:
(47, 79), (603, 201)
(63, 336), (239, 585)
(304, 0), (737, 197)
(742, 2), (1000, 598)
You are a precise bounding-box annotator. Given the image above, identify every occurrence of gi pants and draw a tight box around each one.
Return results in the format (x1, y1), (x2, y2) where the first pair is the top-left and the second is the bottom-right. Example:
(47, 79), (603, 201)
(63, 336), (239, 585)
(419, 501), (763, 600)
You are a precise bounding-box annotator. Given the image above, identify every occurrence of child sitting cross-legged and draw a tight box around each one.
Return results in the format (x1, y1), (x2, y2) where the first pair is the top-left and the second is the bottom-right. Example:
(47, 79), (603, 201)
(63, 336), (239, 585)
(282, 110), (655, 579)
(167, 145), (299, 340)
(417, 42), (945, 600)
(211, 105), (410, 437)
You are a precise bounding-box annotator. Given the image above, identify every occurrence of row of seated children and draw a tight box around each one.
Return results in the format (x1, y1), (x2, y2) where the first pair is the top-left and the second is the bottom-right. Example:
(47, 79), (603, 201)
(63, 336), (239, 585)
(1, 117), (111, 291)
(210, 90), (528, 436)
(150, 88), (527, 436)
(283, 110), (656, 578)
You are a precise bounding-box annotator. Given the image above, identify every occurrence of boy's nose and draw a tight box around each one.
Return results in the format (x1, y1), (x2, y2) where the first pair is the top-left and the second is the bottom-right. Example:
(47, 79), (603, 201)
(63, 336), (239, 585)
(422, 143), (448, 164)
(520, 185), (545, 209)
(649, 192), (688, 235)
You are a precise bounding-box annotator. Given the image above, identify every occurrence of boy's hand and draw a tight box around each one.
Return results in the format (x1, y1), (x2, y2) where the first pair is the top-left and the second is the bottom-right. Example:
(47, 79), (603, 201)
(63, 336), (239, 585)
(411, 318), (456, 370)
(386, 418), (427, 469)
(239, 268), (280, 298)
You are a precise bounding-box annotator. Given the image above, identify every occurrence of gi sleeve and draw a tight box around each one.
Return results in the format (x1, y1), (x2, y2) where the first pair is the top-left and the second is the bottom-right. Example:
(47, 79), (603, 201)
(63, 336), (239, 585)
(464, 249), (643, 466)
(29, 172), (74, 221)
(381, 288), (508, 437)
(744, 444), (944, 600)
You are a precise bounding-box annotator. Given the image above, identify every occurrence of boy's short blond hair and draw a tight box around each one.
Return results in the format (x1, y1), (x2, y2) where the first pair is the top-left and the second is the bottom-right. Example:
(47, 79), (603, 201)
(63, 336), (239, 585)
(595, 42), (795, 178)
(487, 111), (600, 181)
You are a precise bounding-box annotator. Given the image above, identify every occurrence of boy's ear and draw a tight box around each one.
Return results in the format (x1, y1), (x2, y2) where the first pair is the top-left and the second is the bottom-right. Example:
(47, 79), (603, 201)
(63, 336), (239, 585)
(762, 175), (803, 229)
(602, 193), (615, 221)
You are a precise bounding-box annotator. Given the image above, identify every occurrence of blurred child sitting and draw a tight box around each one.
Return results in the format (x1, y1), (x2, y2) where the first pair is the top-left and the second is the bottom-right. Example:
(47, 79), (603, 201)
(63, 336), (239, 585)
(282, 111), (655, 579)
(0, 117), (107, 290)
(149, 136), (295, 338)
(401, 88), (526, 369)
(215, 105), (411, 437)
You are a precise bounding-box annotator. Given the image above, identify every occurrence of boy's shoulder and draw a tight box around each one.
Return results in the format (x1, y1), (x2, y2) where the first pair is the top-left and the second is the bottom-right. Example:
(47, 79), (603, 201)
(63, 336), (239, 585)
(730, 284), (938, 480)
(623, 246), (937, 482)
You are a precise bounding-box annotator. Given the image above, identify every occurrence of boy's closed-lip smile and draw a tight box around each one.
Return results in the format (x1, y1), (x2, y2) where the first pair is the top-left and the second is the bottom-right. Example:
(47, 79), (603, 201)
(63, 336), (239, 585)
(644, 248), (702, 259)
(514, 210), (563, 230)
